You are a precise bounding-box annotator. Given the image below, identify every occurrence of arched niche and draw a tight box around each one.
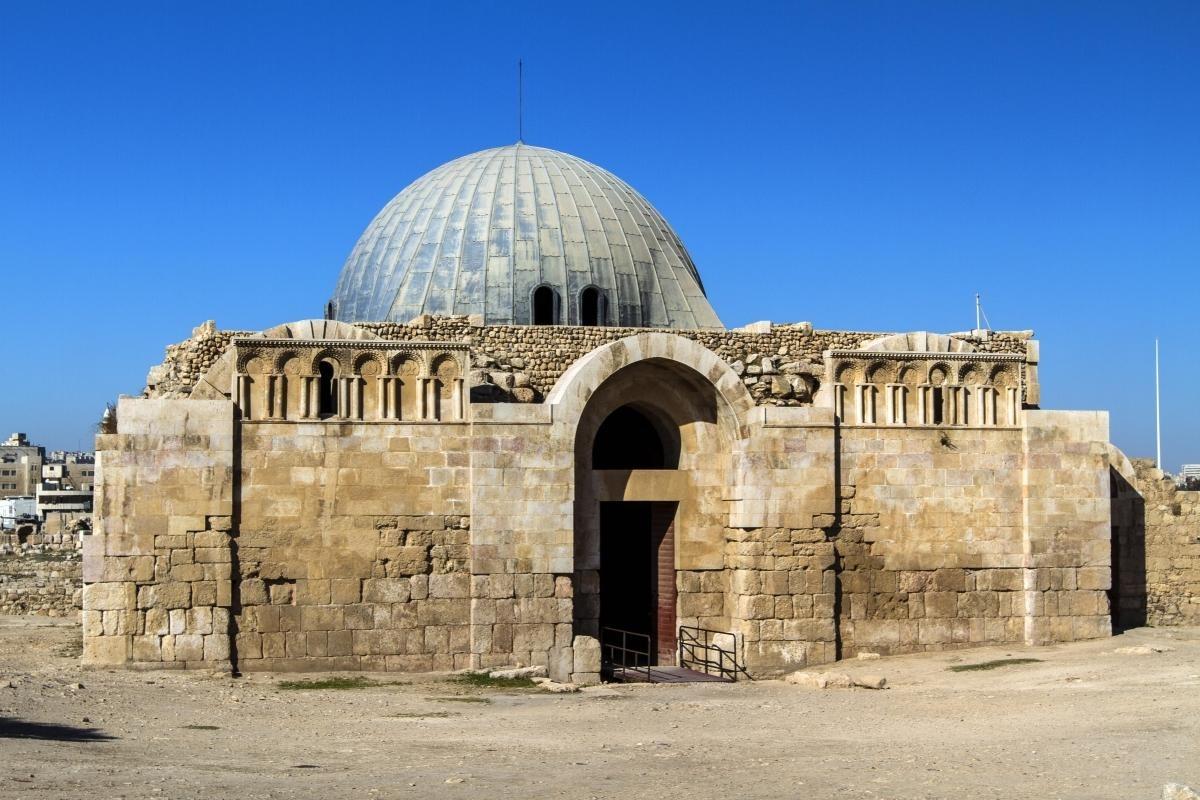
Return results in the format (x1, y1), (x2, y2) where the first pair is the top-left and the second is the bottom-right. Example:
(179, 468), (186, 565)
(591, 404), (680, 470)
(562, 339), (749, 664)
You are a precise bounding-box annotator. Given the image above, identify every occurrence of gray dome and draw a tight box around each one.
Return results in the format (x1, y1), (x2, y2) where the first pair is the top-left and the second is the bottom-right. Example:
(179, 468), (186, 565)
(330, 144), (723, 329)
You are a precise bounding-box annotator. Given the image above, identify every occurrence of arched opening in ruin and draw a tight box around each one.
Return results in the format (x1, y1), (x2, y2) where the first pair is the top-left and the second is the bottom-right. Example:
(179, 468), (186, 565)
(572, 355), (739, 672)
(592, 405), (679, 470)
(317, 360), (338, 418)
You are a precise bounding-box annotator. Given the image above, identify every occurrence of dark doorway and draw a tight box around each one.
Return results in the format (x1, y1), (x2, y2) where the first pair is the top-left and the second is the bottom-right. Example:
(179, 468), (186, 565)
(317, 361), (337, 418)
(600, 501), (677, 665)
(592, 405), (679, 469)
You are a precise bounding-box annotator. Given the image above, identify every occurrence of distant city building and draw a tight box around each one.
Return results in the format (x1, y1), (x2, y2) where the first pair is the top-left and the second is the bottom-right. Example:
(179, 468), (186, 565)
(41, 460), (96, 493)
(0, 433), (44, 498)
(0, 433), (94, 525)
(1181, 464), (1200, 490)
(0, 495), (37, 530)
(47, 450), (96, 465)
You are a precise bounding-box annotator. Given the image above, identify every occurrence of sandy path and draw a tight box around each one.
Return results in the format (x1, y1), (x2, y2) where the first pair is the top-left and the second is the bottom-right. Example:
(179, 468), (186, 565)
(1, 617), (1197, 800)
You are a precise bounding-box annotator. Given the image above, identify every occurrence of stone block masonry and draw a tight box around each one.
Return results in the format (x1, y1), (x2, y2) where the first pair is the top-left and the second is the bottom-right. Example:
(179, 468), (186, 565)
(1114, 460), (1200, 627)
(0, 549), (81, 618)
(144, 317), (1031, 407)
(82, 399), (234, 668)
(83, 325), (1166, 680)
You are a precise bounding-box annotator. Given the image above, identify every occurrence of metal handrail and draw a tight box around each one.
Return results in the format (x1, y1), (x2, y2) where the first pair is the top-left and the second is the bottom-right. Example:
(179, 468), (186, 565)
(677, 625), (749, 682)
(600, 626), (652, 680)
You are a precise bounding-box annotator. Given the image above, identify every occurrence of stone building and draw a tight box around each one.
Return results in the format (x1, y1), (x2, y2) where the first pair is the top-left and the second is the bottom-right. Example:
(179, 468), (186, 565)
(0, 433), (43, 498)
(82, 143), (1189, 681)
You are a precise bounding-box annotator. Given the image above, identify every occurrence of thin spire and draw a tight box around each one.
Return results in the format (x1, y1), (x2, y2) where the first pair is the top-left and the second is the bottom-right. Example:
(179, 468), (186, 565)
(517, 58), (524, 143)
(1156, 338), (1162, 468)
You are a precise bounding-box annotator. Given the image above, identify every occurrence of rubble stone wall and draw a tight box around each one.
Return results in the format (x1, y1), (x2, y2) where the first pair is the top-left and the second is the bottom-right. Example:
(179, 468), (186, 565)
(145, 317), (1032, 407)
(0, 550), (81, 618)
(1132, 461), (1200, 626)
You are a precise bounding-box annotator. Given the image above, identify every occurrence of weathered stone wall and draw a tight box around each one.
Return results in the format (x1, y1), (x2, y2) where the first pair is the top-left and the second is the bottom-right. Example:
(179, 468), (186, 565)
(0, 550), (81, 618)
(835, 411), (1111, 652)
(1020, 412), (1113, 643)
(144, 320), (255, 398)
(1131, 461), (1200, 626)
(145, 317), (1032, 406)
(835, 426), (1033, 654)
(83, 398), (234, 668)
(94, 329), (1117, 680)
(470, 404), (575, 676)
(233, 421), (473, 672)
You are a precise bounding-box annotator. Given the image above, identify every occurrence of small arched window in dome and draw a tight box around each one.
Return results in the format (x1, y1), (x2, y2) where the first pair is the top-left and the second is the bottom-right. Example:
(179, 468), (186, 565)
(317, 361), (338, 418)
(532, 285), (559, 325)
(324, 300), (336, 321)
(580, 287), (605, 326)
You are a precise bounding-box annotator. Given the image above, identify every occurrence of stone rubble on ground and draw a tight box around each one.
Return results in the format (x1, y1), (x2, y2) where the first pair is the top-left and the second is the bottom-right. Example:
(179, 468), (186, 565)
(785, 671), (888, 690)
(487, 665), (547, 680)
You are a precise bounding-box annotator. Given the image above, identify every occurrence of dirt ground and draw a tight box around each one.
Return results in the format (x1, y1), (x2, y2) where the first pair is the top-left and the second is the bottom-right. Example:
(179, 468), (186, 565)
(1, 617), (1197, 800)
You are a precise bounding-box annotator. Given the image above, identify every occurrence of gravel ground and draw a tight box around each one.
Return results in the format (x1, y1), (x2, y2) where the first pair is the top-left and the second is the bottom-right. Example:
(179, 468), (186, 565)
(1, 616), (1197, 800)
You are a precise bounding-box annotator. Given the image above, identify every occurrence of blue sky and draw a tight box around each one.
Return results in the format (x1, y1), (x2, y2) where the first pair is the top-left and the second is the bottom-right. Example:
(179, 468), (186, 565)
(1, 1), (1196, 468)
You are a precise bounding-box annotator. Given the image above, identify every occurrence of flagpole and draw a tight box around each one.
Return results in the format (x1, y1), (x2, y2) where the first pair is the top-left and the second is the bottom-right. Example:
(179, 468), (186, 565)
(1155, 338), (1162, 469)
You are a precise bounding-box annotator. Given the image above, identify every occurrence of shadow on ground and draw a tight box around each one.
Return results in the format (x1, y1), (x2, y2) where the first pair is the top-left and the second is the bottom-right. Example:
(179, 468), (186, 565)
(0, 717), (116, 742)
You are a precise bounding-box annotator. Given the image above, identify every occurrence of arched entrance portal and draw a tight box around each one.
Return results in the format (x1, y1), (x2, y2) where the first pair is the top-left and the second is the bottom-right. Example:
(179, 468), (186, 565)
(571, 352), (742, 674)
(592, 404), (680, 665)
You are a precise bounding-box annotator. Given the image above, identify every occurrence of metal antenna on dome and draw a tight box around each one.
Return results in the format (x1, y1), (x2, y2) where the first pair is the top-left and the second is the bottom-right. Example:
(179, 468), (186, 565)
(517, 58), (524, 143)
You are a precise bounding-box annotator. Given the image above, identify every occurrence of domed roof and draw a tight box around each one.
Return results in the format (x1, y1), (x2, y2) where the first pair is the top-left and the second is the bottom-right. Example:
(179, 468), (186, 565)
(329, 144), (723, 330)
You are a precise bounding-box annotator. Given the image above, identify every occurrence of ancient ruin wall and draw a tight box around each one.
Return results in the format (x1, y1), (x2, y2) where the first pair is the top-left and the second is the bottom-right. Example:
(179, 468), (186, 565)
(232, 421), (476, 672)
(0, 550), (81, 618)
(1135, 461), (1200, 626)
(832, 413), (1112, 654)
(144, 317), (1033, 406)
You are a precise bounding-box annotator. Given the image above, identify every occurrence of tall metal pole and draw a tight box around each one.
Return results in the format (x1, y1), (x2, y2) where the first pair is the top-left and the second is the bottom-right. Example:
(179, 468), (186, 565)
(975, 293), (981, 331)
(1155, 338), (1162, 469)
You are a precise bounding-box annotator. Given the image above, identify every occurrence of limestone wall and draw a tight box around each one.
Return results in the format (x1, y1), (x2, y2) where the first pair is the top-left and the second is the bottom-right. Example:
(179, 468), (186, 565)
(92, 329), (1121, 680)
(1130, 461), (1200, 626)
(82, 398), (234, 668)
(829, 413), (1111, 656)
(469, 404), (575, 675)
(0, 550), (81, 618)
(233, 421), (473, 672)
(145, 317), (1032, 407)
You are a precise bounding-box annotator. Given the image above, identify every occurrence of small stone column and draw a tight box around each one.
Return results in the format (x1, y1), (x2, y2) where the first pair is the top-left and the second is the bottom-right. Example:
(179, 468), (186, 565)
(378, 377), (390, 421)
(855, 384), (877, 425)
(350, 377), (362, 420)
(338, 377), (351, 420)
(886, 384), (907, 425)
(452, 378), (465, 420)
(236, 375), (253, 419)
(268, 374), (285, 420)
(917, 385), (931, 425)
(299, 376), (313, 419)
(417, 378), (429, 420)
